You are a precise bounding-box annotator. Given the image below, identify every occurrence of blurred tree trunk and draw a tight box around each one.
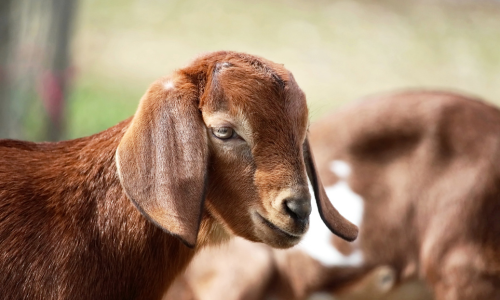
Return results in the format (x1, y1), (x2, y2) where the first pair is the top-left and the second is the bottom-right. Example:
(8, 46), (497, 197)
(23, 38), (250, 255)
(0, 0), (12, 138)
(44, 0), (78, 141)
(6, 0), (78, 141)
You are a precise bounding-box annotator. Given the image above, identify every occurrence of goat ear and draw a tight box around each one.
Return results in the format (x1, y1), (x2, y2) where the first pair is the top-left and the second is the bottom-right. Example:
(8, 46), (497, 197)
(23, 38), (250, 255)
(116, 80), (208, 248)
(303, 138), (358, 242)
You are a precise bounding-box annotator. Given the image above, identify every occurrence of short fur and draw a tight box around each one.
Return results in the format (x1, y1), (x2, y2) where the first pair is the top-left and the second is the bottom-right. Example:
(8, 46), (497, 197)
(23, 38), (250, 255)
(0, 51), (356, 300)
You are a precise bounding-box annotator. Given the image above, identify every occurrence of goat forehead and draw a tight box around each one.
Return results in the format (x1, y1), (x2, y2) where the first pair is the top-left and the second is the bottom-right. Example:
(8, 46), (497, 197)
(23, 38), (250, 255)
(202, 56), (309, 142)
(251, 98), (308, 143)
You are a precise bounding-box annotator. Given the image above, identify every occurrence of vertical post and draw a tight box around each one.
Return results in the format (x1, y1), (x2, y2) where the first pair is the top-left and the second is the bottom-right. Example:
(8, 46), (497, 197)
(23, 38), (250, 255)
(1, 0), (78, 141)
(43, 0), (78, 141)
(0, 0), (11, 138)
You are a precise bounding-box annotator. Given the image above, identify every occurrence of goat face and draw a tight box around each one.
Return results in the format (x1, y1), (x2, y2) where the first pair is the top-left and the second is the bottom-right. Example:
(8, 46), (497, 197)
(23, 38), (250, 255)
(200, 57), (311, 248)
(116, 51), (357, 248)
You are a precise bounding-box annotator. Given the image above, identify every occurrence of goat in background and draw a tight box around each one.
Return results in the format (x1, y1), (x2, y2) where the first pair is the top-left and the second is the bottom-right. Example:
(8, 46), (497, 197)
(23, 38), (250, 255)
(311, 90), (500, 299)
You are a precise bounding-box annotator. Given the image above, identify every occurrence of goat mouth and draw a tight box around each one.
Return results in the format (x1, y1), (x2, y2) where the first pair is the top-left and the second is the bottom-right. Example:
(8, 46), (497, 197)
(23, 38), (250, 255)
(255, 213), (302, 240)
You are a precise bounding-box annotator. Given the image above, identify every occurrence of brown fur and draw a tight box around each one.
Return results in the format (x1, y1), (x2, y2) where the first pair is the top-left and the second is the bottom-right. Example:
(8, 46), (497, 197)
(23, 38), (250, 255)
(310, 90), (500, 299)
(0, 51), (356, 299)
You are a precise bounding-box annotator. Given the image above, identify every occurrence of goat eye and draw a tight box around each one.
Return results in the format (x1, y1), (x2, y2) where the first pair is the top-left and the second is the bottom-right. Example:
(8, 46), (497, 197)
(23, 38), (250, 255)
(212, 127), (234, 140)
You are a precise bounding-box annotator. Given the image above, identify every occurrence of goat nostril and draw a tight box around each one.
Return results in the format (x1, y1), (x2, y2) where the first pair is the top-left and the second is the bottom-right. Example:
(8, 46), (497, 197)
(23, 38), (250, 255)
(284, 198), (311, 220)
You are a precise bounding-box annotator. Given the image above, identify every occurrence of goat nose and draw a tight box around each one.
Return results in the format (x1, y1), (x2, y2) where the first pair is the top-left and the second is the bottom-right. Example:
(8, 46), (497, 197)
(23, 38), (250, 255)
(284, 198), (311, 220)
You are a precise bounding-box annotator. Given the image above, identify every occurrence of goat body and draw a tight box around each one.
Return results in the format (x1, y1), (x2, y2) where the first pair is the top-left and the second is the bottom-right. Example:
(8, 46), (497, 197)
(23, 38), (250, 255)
(0, 122), (192, 299)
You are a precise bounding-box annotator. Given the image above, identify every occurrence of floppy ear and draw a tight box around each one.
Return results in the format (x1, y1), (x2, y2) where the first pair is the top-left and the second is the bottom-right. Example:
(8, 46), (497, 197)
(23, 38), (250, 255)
(303, 138), (359, 242)
(116, 79), (208, 248)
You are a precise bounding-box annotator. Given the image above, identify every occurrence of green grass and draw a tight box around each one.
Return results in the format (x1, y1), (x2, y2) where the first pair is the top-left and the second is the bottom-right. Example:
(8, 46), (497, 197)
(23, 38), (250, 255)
(66, 0), (500, 138)
(66, 75), (142, 138)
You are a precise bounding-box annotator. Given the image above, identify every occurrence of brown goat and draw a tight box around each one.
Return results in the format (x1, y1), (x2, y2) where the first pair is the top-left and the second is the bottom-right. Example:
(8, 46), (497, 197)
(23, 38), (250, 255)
(0, 51), (357, 300)
(310, 90), (500, 299)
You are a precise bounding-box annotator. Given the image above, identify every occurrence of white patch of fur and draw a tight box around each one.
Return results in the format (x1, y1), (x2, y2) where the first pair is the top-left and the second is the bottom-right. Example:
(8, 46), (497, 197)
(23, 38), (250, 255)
(325, 181), (364, 227)
(297, 161), (364, 267)
(163, 80), (175, 90)
(330, 160), (351, 179)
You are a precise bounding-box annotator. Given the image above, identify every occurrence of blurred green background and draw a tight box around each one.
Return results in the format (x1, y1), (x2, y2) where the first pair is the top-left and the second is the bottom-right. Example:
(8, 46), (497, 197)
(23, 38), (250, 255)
(2, 0), (500, 140)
